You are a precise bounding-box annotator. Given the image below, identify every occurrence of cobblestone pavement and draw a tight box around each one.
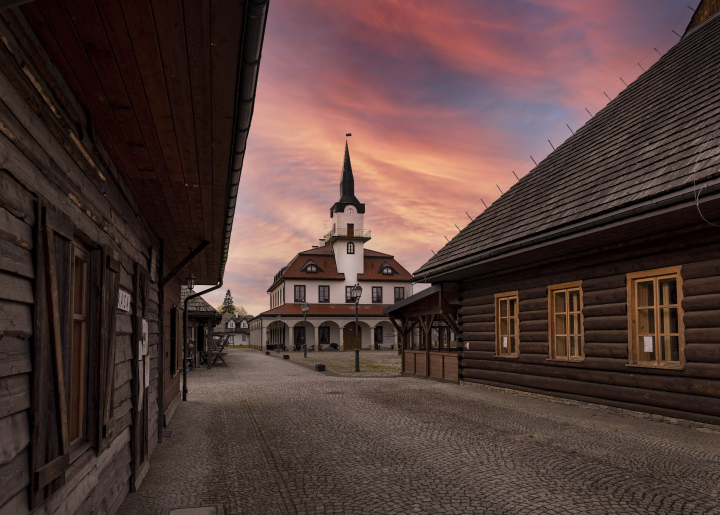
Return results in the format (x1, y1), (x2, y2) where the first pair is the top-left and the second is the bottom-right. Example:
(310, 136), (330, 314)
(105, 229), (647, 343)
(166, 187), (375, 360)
(118, 349), (720, 515)
(266, 349), (401, 376)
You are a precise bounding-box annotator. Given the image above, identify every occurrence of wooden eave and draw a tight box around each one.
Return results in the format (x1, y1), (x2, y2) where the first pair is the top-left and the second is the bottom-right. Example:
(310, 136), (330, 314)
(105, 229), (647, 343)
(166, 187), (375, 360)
(20, 0), (268, 284)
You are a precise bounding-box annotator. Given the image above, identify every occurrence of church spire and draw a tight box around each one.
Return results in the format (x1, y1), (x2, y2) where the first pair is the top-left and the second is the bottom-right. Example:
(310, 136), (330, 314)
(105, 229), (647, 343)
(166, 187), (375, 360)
(330, 140), (365, 217)
(339, 141), (358, 203)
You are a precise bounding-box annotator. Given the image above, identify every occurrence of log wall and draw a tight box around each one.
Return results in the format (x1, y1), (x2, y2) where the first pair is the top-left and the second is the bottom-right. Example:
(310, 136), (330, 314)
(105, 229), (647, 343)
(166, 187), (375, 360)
(458, 226), (720, 425)
(0, 8), (176, 514)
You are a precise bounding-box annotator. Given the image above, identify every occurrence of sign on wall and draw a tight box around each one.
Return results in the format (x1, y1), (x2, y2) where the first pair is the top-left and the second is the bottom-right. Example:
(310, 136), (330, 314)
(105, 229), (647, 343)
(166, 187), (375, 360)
(118, 289), (131, 311)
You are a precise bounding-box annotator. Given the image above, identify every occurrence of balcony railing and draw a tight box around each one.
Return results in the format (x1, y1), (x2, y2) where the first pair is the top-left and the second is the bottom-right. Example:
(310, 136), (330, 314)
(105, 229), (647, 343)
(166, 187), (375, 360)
(324, 227), (371, 240)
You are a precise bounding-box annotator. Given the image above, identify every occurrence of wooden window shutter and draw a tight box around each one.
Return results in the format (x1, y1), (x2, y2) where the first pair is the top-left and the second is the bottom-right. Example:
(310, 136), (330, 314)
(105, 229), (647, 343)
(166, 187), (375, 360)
(98, 245), (121, 449)
(30, 203), (75, 508)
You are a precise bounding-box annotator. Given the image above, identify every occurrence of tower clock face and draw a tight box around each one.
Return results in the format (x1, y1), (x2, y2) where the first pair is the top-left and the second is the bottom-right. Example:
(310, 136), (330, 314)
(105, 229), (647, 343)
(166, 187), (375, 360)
(347, 208), (354, 214)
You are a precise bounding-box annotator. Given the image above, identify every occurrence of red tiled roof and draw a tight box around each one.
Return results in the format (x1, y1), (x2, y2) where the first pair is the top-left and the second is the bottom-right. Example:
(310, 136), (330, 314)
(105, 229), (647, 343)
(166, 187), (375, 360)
(257, 303), (391, 317)
(269, 245), (408, 290)
(359, 257), (413, 282)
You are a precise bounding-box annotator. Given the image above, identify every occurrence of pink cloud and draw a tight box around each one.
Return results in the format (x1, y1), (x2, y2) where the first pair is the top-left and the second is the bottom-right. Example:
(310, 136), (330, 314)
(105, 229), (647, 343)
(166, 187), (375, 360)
(202, 0), (699, 315)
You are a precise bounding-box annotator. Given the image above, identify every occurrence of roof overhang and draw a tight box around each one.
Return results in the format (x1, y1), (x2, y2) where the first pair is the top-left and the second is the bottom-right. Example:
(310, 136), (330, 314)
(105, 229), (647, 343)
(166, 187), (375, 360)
(416, 179), (720, 284)
(21, 0), (269, 284)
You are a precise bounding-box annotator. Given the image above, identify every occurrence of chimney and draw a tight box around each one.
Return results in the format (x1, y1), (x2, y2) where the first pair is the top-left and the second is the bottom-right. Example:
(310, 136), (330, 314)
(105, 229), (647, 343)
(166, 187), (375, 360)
(319, 238), (326, 247)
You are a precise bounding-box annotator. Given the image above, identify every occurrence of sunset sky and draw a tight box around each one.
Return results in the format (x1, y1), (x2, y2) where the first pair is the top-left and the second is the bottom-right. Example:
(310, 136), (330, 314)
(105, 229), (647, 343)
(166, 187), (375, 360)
(203, 0), (700, 315)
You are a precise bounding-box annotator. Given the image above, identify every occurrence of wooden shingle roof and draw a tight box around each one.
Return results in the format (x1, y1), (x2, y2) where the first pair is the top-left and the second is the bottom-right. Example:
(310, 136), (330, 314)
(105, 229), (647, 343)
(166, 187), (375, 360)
(415, 13), (720, 281)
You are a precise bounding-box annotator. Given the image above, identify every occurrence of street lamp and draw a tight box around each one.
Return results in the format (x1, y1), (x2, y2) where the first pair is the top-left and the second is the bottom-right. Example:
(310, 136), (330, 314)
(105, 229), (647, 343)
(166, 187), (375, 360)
(301, 302), (310, 358)
(186, 273), (195, 290)
(276, 314), (282, 353)
(351, 283), (363, 372)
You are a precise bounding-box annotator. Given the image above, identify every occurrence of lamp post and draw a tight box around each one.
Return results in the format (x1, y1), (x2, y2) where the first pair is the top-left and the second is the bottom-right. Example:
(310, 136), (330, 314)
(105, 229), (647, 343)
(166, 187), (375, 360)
(276, 314), (282, 353)
(351, 283), (363, 372)
(301, 302), (310, 358)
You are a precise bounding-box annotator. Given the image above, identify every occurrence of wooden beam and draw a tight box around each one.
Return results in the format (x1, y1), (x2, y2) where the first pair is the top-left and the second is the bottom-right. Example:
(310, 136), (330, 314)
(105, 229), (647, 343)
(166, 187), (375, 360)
(443, 313), (461, 337)
(161, 241), (208, 287)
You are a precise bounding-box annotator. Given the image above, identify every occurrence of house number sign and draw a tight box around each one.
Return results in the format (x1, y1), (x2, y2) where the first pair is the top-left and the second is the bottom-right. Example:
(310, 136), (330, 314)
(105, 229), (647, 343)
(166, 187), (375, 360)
(118, 290), (131, 311)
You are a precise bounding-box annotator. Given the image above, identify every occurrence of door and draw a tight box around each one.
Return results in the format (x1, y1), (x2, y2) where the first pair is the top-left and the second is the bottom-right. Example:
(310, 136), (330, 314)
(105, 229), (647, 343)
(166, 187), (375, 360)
(294, 326), (306, 350)
(347, 223), (354, 237)
(344, 322), (361, 350)
(319, 326), (330, 347)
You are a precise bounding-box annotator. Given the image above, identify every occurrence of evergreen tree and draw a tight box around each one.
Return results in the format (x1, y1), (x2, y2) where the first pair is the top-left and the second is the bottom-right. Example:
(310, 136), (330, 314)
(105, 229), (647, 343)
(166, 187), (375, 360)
(220, 290), (236, 315)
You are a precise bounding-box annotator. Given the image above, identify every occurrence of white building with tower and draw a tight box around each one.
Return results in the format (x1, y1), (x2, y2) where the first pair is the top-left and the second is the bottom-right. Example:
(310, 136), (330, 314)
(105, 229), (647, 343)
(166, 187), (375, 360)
(249, 142), (414, 352)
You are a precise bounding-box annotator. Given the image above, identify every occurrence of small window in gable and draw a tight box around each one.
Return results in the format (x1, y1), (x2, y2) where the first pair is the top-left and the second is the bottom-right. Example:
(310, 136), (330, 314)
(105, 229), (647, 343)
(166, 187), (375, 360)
(307, 265), (317, 273)
(382, 267), (393, 275)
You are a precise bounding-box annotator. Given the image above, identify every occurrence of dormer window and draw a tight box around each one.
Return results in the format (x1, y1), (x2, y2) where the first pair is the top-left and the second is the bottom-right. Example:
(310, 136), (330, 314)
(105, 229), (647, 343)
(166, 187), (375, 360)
(300, 259), (323, 273)
(228, 320), (235, 329)
(347, 242), (355, 254)
(382, 267), (393, 275)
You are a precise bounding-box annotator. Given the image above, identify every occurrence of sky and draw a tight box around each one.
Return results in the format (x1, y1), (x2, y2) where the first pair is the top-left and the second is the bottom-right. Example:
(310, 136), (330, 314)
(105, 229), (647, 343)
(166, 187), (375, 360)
(202, 0), (700, 315)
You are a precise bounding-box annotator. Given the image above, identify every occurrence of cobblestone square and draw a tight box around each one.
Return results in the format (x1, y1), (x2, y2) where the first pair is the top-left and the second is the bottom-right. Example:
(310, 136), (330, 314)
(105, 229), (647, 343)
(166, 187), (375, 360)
(118, 349), (720, 515)
(267, 349), (401, 376)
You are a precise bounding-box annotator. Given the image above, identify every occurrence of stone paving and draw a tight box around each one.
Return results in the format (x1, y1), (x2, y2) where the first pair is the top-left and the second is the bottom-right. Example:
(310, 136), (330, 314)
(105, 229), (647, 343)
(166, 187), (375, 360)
(266, 349), (401, 376)
(117, 349), (720, 515)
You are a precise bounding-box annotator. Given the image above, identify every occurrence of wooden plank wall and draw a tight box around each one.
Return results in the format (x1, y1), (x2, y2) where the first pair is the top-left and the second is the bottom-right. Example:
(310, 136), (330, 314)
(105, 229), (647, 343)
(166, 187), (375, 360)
(458, 226), (720, 425)
(0, 8), (172, 514)
(162, 277), (182, 426)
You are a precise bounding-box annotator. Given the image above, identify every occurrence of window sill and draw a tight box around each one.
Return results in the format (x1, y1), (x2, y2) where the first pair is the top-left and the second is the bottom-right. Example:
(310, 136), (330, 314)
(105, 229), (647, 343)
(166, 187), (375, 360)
(625, 363), (684, 371)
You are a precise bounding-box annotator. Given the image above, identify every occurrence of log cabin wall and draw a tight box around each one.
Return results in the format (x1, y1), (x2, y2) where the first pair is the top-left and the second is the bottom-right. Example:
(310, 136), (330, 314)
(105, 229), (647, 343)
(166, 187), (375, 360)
(162, 277), (183, 427)
(458, 224), (720, 426)
(0, 9), (172, 515)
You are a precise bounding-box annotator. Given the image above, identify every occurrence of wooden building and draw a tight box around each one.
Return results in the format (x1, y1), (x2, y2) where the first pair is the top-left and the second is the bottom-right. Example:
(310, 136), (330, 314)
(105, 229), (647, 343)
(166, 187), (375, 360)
(384, 285), (461, 384)
(0, 1), (268, 513)
(412, 4), (720, 426)
(181, 286), (219, 367)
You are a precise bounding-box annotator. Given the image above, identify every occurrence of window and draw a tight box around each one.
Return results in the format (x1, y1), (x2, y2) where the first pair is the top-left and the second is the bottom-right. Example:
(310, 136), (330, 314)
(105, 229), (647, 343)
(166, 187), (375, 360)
(241, 320), (248, 329)
(628, 267), (684, 368)
(228, 320), (235, 329)
(319, 285), (330, 302)
(372, 286), (383, 303)
(346, 286), (354, 302)
(69, 246), (89, 450)
(229, 336), (234, 344)
(294, 285), (306, 302)
(347, 242), (355, 254)
(394, 287), (405, 302)
(307, 264), (317, 273)
(548, 282), (584, 361)
(241, 334), (247, 342)
(382, 267), (393, 275)
(495, 292), (519, 357)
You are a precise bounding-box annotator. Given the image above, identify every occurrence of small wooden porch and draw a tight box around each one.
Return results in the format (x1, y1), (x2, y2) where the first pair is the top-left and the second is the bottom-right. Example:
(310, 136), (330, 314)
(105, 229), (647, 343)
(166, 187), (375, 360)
(384, 284), (460, 383)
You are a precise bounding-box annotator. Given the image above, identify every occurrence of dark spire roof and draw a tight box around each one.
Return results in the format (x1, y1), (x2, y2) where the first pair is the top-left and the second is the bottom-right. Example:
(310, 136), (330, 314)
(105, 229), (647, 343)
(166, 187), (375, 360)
(330, 140), (365, 217)
(339, 141), (359, 203)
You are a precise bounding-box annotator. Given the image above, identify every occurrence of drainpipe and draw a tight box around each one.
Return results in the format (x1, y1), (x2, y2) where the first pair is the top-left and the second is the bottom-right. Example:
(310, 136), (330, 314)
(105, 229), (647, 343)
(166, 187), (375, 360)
(183, 282), (223, 401)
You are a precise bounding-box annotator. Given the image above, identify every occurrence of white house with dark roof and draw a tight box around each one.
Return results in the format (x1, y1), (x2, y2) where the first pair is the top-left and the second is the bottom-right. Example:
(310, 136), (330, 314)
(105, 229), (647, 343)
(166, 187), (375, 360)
(250, 142), (414, 352)
(214, 312), (254, 345)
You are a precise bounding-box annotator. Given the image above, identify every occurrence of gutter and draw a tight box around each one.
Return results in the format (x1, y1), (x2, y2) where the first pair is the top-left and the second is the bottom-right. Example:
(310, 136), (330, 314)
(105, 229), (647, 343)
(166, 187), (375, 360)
(418, 177), (720, 283)
(218, 0), (269, 283)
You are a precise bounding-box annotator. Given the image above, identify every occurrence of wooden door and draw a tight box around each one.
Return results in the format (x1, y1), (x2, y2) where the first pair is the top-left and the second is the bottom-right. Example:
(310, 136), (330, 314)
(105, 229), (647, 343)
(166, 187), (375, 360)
(131, 264), (150, 490)
(347, 223), (354, 237)
(343, 323), (361, 350)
